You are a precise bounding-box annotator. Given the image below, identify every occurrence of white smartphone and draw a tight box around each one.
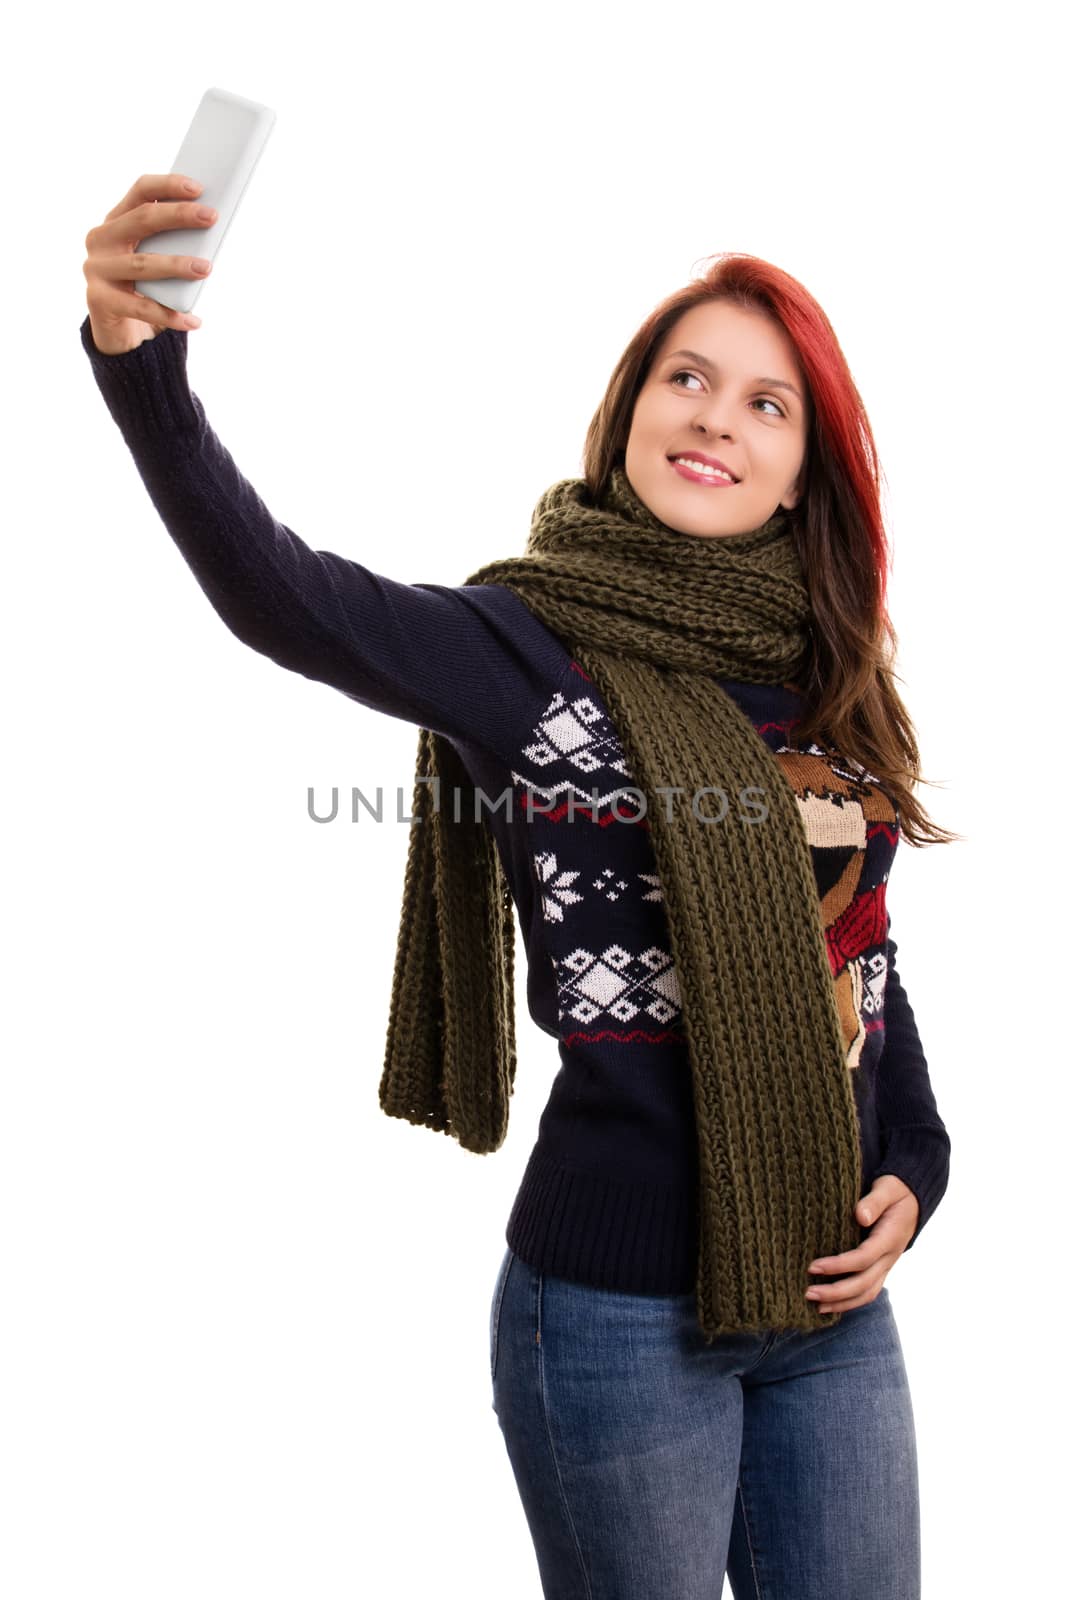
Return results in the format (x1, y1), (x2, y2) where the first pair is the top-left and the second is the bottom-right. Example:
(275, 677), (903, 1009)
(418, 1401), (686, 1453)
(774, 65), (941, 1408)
(135, 86), (276, 314)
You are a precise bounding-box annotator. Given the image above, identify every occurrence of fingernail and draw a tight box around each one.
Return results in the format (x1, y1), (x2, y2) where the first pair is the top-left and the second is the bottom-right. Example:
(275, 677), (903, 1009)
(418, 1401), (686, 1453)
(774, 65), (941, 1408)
(809, 1262), (826, 1273)
(197, 206), (217, 221)
(183, 179), (201, 194)
(805, 1287), (821, 1299)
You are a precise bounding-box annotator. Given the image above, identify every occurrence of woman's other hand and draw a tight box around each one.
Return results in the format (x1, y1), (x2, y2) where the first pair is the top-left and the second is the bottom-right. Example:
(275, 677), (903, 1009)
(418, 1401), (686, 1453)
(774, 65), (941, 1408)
(804, 1175), (920, 1313)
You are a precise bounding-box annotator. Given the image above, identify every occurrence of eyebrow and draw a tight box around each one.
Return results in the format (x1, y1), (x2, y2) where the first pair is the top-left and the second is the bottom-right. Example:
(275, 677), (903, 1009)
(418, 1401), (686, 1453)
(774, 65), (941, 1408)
(663, 348), (805, 404)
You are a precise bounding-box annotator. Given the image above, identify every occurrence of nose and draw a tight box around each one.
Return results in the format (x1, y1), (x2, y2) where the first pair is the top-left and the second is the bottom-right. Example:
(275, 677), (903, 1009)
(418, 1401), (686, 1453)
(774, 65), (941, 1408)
(691, 394), (735, 439)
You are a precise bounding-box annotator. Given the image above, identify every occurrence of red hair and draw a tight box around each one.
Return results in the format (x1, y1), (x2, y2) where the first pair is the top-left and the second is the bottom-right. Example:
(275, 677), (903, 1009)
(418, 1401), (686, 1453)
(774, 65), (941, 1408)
(582, 253), (959, 848)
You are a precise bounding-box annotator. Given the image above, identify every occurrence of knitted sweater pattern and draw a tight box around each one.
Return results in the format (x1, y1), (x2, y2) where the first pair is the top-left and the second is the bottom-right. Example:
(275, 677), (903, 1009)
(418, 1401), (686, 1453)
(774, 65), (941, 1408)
(459, 655), (907, 1293)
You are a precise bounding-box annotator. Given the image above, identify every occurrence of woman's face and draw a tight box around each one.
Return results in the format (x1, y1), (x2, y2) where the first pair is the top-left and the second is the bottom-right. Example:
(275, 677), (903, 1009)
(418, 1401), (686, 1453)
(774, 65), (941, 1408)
(624, 299), (809, 539)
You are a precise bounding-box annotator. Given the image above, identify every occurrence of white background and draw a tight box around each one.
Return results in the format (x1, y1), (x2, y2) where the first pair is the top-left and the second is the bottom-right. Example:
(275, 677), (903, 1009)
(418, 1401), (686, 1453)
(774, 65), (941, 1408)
(3, 0), (1061, 1593)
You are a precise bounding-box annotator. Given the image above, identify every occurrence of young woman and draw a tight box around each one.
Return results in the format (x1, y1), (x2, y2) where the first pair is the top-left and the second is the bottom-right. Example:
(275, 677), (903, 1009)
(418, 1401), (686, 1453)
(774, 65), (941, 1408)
(82, 171), (953, 1600)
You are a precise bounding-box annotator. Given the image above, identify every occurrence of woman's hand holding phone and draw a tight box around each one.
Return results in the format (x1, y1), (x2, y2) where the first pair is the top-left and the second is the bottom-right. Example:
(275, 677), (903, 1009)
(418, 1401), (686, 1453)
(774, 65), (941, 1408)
(82, 174), (216, 355)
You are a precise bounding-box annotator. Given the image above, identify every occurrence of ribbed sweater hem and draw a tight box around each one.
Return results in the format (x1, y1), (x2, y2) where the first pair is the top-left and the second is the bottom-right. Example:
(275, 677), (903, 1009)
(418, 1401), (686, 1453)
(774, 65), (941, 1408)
(505, 1144), (699, 1295)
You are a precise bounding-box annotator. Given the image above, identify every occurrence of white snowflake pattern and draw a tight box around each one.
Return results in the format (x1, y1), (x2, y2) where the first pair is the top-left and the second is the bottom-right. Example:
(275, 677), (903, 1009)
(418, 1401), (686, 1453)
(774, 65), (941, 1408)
(534, 851), (584, 923)
(592, 867), (627, 902)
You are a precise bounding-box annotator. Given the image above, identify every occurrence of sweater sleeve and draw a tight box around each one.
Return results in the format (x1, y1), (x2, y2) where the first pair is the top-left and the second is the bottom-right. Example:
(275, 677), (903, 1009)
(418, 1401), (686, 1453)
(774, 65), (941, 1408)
(869, 918), (951, 1249)
(78, 314), (554, 752)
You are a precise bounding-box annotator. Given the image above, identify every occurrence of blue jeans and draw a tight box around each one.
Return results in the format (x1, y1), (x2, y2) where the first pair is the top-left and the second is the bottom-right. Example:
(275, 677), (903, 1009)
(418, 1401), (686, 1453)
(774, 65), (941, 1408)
(489, 1245), (920, 1599)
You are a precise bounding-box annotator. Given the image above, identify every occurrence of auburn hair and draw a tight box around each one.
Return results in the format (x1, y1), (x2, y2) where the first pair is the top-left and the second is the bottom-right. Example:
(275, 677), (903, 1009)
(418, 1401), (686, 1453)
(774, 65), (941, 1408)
(582, 252), (960, 848)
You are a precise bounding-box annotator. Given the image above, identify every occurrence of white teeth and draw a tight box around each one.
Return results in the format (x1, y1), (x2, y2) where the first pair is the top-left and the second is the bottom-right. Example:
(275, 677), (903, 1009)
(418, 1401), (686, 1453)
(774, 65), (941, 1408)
(673, 457), (735, 483)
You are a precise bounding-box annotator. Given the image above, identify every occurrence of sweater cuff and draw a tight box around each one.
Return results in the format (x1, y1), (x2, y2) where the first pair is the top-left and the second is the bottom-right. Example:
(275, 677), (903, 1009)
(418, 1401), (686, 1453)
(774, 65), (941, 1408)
(79, 312), (199, 438)
(871, 1124), (950, 1250)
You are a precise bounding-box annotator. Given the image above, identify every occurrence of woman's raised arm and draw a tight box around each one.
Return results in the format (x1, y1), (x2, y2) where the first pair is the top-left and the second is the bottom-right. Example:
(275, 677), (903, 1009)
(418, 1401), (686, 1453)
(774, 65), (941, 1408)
(80, 175), (560, 751)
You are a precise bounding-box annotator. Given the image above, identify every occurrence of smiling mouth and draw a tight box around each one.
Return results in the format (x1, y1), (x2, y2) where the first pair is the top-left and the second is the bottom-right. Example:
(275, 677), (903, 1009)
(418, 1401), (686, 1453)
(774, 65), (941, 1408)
(668, 455), (739, 486)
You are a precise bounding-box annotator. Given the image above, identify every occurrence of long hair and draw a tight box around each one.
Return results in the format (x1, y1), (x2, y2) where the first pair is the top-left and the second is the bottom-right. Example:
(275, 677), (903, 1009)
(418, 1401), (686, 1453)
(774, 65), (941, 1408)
(583, 252), (959, 848)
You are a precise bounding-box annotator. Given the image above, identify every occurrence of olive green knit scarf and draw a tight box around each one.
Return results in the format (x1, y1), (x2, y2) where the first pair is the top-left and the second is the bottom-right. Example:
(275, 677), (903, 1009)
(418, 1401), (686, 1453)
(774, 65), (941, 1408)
(379, 464), (864, 1341)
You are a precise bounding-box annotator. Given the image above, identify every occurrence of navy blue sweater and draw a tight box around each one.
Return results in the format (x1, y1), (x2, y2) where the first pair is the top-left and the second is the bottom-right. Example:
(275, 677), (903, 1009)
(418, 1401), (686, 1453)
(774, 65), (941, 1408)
(79, 313), (951, 1292)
